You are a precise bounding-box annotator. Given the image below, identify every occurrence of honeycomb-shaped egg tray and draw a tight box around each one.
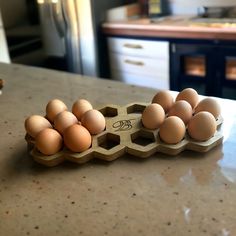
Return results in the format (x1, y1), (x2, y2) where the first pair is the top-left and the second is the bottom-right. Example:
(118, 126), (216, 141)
(26, 103), (223, 167)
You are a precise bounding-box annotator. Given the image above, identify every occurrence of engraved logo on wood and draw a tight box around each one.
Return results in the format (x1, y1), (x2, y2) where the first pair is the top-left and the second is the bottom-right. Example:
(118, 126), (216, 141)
(112, 119), (135, 132)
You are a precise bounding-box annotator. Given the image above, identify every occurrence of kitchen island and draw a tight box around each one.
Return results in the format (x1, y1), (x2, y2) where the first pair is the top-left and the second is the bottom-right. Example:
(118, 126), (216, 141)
(0, 63), (236, 235)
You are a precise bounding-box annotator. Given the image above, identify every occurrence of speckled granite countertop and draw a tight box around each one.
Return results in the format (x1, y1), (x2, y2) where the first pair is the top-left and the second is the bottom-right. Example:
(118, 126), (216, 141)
(0, 63), (236, 236)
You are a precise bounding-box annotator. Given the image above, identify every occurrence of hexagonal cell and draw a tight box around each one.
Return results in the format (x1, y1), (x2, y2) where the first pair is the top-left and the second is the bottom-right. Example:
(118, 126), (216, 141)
(127, 104), (146, 114)
(131, 130), (155, 146)
(99, 106), (118, 117)
(97, 133), (120, 150)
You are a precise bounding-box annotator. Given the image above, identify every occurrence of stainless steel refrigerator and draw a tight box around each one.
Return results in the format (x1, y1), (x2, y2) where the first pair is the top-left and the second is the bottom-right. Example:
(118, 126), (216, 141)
(37, 0), (130, 77)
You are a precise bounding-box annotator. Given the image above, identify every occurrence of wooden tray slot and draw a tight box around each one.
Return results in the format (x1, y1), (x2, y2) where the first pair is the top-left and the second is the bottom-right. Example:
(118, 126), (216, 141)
(97, 132), (121, 150)
(99, 106), (118, 117)
(131, 129), (156, 146)
(126, 103), (147, 114)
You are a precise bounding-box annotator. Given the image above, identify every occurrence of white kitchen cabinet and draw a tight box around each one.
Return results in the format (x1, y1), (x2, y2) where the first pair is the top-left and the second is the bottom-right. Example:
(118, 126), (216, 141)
(108, 37), (169, 89)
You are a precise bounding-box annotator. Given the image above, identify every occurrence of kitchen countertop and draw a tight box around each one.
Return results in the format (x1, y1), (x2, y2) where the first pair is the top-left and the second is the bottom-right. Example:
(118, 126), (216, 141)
(102, 16), (236, 40)
(0, 63), (236, 235)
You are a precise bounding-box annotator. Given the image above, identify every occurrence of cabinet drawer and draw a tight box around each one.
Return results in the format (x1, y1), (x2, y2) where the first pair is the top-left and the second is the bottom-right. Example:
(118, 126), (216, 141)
(108, 37), (169, 59)
(111, 69), (169, 90)
(109, 52), (169, 77)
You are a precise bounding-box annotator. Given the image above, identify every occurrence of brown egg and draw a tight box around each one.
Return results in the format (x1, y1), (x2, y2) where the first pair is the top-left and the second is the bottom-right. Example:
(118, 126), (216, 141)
(194, 97), (221, 119)
(188, 111), (216, 141)
(72, 99), (93, 120)
(46, 99), (68, 122)
(25, 115), (52, 138)
(168, 100), (193, 125)
(159, 116), (186, 144)
(63, 124), (91, 152)
(142, 104), (165, 130)
(81, 109), (106, 135)
(152, 90), (174, 113)
(176, 88), (199, 109)
(35, 128), (63, 155)
(54, 111), (78, 134)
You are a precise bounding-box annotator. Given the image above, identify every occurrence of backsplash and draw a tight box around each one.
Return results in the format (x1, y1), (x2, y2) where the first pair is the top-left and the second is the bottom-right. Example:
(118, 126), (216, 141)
(168, 0), (236, 15)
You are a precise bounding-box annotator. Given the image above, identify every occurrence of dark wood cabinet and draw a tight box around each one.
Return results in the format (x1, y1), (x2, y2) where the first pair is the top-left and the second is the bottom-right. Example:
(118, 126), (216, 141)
(218, 47), (236, 99)
(170, 40), (236, 99)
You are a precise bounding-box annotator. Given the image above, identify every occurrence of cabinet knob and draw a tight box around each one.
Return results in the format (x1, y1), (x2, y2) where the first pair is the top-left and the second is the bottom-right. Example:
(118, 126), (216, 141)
(171, 44), (176, 53)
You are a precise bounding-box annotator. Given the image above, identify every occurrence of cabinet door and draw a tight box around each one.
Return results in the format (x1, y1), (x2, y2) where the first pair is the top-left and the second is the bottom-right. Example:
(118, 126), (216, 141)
(218, 47), (236, 100)
(170, 43), (218, 96)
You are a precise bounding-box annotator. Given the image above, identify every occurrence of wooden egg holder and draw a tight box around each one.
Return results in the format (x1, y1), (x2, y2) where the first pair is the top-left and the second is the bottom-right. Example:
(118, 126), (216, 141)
(26, 103), (223, 167)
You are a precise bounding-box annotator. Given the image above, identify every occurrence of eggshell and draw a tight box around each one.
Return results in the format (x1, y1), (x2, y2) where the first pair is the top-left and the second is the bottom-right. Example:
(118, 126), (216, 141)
(152, 90), (174, 113)
(35, 128), (63, 155)
(25, 115), (52, 138)
(72, 99), (93, 120)
(81, 109), (106, 135)
(188, 111), (216, 141)
(176, 88), (199, 109)
(54, 111), (78, 134)
(141, 104), (165, 130)
(194, 97), (221, 119)
(63, 124), (92, 152)
(46, 99), (68, 122)
(159, 116), (186, 144)
(168, 100), (193, 124)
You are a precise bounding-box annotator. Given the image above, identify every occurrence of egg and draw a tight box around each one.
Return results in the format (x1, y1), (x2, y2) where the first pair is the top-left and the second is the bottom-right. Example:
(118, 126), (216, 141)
(152, 90), (174, 113)
(46, 99), (68, 122)
(63, 124), (92, 152)
(187, 111), (216, 141)
(25, 115), (52, 138)
(35, 128), (63, 155)
(72, 99), (93, 120)
(141, 104), (165, 130)
(54, 111), (78, 134)
(194, 97), (221, 119)
(81, 109), (106, 135)
(159, 116), (186, 144)
(168, 100), (193, 124)
(176, 88), (199, 109)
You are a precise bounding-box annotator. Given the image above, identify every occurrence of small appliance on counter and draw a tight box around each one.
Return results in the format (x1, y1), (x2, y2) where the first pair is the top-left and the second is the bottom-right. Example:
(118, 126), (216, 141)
(148, 0), (169, 18)
(197, 6), (236, 18)
(190, 6), (236, 25)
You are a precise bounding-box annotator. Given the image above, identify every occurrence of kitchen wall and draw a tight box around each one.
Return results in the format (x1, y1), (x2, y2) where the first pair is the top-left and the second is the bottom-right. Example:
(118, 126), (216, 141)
(0, 0), (27, 28)
(168, 0), (236, 15)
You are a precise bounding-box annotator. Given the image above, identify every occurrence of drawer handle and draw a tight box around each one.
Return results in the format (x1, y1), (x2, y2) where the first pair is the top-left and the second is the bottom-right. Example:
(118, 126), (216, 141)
(124, 59), (144, 66)
(123, 43), (143, 49)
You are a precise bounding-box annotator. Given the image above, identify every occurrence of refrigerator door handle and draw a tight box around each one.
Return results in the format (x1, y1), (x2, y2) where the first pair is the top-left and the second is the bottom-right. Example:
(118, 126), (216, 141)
(51, 0), (66, 38)
(60, 0), (82, 74)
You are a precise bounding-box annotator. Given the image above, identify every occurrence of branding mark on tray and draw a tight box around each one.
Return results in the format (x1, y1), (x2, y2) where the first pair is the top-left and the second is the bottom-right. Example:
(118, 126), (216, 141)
(112, 119), (135, 132)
